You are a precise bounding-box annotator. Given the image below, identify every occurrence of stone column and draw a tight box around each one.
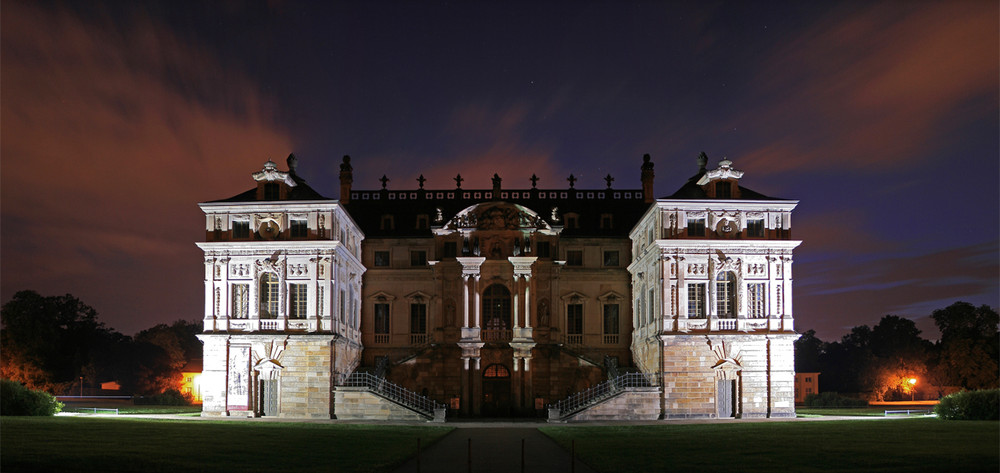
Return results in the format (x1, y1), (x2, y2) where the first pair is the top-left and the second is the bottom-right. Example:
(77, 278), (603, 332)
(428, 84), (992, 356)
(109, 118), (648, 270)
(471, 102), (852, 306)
(524, 276), (532, 328)
(474, 275), (481, 328)
(463, 274), (471, 327)
(512, 275), (520, 329)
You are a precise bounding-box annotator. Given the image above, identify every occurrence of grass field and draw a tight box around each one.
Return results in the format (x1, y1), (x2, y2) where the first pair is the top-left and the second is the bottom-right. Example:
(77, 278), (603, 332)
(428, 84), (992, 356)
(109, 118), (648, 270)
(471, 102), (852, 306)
(541, 418), (999, 473)
(0, 417), (452, 473)
(796, 406), (933, 417)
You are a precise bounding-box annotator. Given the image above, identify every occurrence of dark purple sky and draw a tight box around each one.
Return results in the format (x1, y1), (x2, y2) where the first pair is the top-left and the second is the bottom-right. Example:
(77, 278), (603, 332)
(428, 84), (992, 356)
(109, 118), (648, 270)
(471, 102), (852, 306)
(2, 1), (997, 341)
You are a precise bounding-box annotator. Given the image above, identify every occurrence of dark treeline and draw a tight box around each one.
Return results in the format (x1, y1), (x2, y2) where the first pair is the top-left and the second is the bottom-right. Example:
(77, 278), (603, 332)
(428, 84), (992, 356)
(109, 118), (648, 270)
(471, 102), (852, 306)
(0, 290), (200, 395)
(796, 301), (999, 400)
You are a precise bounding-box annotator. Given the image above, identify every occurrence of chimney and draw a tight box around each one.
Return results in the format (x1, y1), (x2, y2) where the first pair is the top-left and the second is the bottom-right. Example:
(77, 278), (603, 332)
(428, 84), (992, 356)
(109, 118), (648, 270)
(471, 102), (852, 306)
(641, 153), (655, 204)
(339, 155), (353, 203)
(697, 152), (708, 174)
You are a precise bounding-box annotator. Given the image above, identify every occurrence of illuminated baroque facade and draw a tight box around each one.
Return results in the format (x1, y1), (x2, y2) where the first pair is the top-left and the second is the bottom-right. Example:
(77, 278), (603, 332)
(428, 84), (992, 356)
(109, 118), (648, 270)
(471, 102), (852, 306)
(197, 153), (799, 420)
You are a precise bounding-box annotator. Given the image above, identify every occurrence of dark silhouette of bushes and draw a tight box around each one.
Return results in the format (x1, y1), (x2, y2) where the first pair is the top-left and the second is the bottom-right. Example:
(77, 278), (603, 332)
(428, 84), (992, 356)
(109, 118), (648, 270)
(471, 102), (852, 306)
(934, 389), (999, 420)
(1, 379), (63, 416)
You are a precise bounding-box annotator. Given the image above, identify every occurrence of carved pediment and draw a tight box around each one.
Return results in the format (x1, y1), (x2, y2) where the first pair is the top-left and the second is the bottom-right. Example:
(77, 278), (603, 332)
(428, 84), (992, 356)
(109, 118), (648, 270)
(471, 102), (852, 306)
(444, 202), (552, 232)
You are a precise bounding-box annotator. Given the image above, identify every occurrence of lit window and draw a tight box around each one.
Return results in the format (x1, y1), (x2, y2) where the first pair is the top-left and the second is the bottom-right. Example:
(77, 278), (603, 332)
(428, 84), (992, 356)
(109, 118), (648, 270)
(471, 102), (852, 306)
(716, 272), (736, 318)
(231, 284), (249, 319)
(289, 284), (307, 319)
(259, 273), (279, 319)
(566, 250), (583, 266)
(603, 250), (619, 267)
(687, 283), (706, 318)
(687, 217), (705, 237)
(747, 283), (766, 318)
(374, 251), (390, 267)
(747, 218), (764, 238)
(290, 219), (308, 238)
(232, 221), (250, 239)
(410, 250), (427, 267)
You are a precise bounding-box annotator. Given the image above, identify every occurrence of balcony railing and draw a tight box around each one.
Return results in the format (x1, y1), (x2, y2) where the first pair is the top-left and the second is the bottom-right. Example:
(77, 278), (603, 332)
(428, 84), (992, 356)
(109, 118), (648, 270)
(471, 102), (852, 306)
(481, 329), (512, 342)
(410, 333), (428, 345)
(373, 334), (389, 344)
(565, 334), (583, 345)
(603, 334), (619, 345)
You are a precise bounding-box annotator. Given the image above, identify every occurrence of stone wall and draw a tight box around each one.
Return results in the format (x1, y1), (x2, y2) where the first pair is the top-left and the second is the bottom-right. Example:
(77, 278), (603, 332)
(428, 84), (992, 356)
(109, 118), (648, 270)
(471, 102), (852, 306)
(559, 387), (660, 422)
(334, 386), (431, 421)
(277, 336), (335, 418)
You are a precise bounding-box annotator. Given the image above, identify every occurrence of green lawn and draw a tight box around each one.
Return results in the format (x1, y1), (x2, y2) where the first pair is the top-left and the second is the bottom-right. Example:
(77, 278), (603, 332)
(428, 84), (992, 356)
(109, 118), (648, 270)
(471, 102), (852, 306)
(541, 418), (999, 473)
(796, 406), (932, 417)
(1, 417), (452, 473)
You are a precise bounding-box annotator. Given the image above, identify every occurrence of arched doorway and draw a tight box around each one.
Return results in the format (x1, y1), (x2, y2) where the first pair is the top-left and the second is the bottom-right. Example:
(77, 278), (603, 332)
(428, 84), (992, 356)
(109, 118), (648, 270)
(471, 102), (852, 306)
(482, 363), (511, 416)
(482, 284), (512, 341)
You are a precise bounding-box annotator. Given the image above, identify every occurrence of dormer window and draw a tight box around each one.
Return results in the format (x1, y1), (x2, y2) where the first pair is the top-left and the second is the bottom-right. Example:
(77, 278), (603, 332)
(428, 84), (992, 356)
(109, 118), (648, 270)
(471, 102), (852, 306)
(715, 181), (732, 199)
(564, 213), (579, 229)
(416, 214), (429, 230)
(380, 215), (395, 231)
(600, 213), (613, 229)
(263, 183), (280, 200)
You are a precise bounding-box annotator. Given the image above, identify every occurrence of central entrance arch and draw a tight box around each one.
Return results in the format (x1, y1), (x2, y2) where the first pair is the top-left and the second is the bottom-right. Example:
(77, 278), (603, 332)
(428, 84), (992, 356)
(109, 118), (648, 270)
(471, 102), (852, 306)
(481, 363), (512, 416)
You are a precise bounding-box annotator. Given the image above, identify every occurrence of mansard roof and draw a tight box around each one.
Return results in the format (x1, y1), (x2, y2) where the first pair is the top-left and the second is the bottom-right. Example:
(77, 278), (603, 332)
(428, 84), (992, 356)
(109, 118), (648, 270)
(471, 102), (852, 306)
(210, 157), (330, 203)
(344, 186), (651, 238)
(665, 156), (786, 201)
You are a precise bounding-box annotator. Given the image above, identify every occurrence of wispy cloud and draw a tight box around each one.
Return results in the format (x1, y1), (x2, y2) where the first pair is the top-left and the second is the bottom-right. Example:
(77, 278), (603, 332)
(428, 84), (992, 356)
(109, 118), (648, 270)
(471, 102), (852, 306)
(1, 1), (293, 334)
(796, 240), (999, 341)
(737, 2), (997, 173)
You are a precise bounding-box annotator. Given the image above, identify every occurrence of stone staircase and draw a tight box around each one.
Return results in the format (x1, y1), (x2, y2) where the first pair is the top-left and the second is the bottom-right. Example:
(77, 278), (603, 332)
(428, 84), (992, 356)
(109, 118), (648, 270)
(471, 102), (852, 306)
(547, 372), (661, 422)
(334, 371), (446, 422)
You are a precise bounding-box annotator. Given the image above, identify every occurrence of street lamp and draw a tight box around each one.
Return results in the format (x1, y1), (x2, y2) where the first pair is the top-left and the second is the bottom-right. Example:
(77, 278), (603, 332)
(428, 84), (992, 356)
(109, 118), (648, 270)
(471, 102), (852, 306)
(908, 377), (917, 401)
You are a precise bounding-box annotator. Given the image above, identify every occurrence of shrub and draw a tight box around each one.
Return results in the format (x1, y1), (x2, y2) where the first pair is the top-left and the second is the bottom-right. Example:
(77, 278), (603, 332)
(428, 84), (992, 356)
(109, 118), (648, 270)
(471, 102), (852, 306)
(134, 388), (192, 406)
(934, 389), (999, 420)
(1, 379), (63, 416)
(804, 392), (869, 407)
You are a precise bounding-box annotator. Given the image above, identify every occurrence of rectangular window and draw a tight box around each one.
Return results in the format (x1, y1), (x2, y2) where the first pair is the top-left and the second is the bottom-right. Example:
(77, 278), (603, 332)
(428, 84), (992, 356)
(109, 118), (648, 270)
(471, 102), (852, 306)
(600, 214), (613, 229)
(603, 304), (619, 335)
(380, 215), (394, 230)
(410, 250), (427, 267)
(289, 284), (307, 319)
(263, 183), (280, 200)
(747, 218), (764, 238)
(687, 283), (706, 318)
(410, 304), (427, 334)
(603, 250), (620, 267)
(374, 250), (390, 267)
(260, 274), (280, 319)
(536, 241), (551, 258)
(416, 215), (429, 230)
(443, 241), (457, 258)
(566, 250), (583, 266)
(290, 219), (308, 238)
(231, 284), (249, 319)
(566, 303), (584, 335)
(232, 221), (250, 239)
(717, 277), (734, 318)
(715, 181), (732, 199)
(374, 303), (390, 334)
(648, 288), (656, 325)
(748, 283), (766, 318)
(687, 217), (705, 237)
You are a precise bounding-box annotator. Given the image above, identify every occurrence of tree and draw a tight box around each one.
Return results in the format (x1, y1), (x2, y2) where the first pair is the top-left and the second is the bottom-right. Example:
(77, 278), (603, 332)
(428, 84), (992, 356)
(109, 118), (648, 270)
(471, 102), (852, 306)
(0, 291), (120, 393)
(794, 329), (824, 372)
(132, 320), (201, 394)
(932, 302), (999, 390)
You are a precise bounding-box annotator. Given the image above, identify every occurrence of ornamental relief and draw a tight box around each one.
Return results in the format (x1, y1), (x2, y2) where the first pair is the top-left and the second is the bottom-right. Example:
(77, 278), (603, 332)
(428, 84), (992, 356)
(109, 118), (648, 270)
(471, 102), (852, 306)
(231, 263), (252, 278)
(288, 263), (309, 277)
(687, 263), (707, 275)
(745, 263), (767, 276)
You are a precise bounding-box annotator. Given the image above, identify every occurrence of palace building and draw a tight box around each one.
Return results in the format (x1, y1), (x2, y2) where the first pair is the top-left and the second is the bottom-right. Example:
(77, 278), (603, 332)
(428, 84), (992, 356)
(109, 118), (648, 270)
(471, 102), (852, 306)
(196, 152), (800, 420)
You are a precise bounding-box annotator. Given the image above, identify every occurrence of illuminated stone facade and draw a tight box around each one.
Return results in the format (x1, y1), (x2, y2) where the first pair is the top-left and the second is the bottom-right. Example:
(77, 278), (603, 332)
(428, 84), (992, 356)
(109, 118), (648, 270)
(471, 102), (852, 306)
(196, 153), (800, 419)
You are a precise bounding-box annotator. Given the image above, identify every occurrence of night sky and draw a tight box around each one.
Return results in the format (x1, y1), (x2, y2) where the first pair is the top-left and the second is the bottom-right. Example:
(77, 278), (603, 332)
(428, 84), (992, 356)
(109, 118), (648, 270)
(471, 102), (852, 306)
(2, 0), (997, 341)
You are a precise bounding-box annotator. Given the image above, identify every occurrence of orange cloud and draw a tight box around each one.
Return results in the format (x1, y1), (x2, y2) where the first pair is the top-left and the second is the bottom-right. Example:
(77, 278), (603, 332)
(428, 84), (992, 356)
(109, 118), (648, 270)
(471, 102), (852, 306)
(737, 2), (997, 173)
(1, 2), (293, 334)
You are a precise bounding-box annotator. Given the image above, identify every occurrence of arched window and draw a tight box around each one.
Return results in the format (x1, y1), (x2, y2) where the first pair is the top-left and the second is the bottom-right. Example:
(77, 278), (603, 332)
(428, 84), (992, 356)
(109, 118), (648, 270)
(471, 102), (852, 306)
(716, 271), (736, 318)
(482, 284), (511, 330)
(483, 363), (510, 378)
(260, 273), (279, 319)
